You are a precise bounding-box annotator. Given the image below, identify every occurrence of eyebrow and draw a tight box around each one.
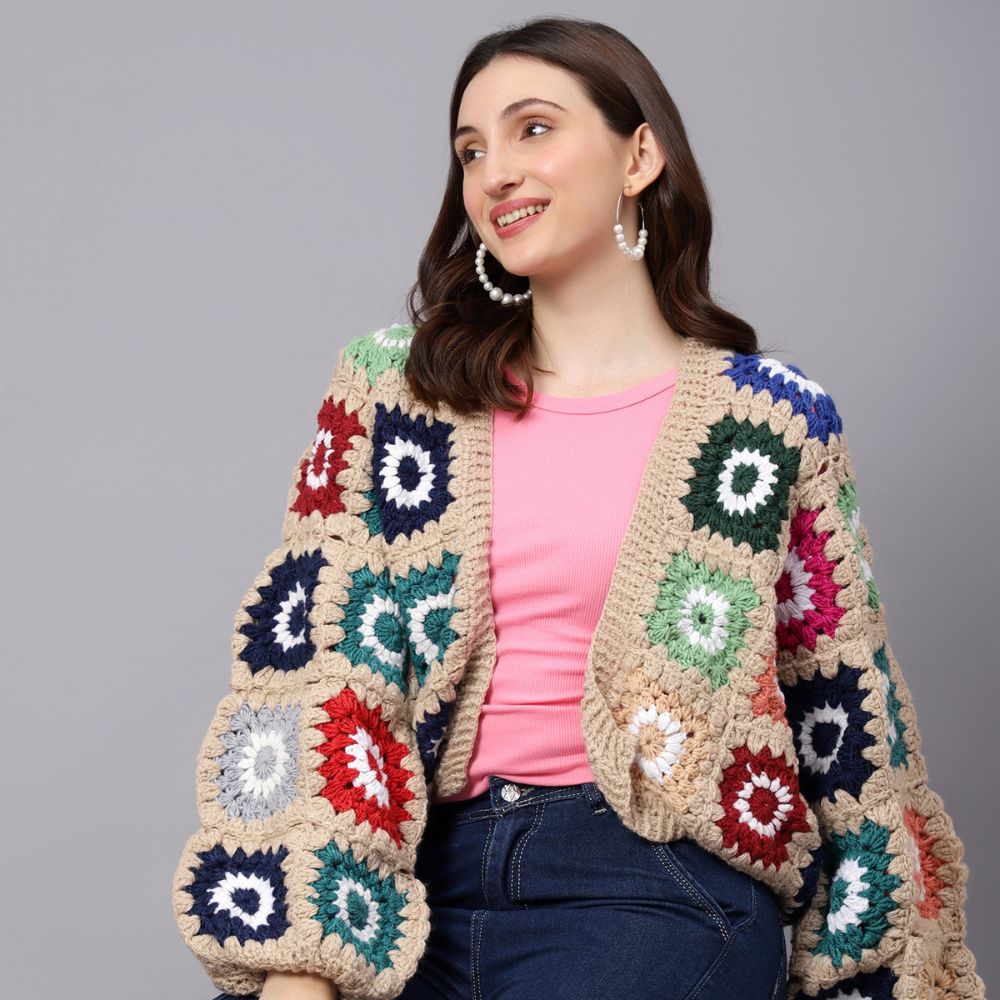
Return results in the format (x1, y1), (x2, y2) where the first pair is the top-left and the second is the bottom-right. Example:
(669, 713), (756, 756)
(453, 98), (568, 145)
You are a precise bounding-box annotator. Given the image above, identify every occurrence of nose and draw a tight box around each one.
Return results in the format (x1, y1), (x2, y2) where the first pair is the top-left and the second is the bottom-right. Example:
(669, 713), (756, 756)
(481, 150), (523, 201)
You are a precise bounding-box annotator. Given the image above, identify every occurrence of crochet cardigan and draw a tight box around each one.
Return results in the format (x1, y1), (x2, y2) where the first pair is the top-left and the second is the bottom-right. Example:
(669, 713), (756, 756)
(172, 323), (984, 1000)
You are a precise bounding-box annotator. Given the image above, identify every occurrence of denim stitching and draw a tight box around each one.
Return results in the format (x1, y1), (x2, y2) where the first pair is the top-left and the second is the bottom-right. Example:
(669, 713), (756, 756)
(681, 923), (738, 1000)
(511, 800), (546, 908)
(651, 843), (730, 940)
(470, 909), (484, 1000)
(686, 882), (762, 1000)
(479, 816), (495, 904)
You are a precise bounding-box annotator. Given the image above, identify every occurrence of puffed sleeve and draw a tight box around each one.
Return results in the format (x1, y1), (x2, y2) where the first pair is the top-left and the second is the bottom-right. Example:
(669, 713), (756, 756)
(776, 405), (985, 998)
(171, 338), (430, 999)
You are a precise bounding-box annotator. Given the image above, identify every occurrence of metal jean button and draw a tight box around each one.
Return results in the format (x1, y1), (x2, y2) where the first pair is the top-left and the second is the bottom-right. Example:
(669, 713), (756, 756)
(501, 782), (522, 802)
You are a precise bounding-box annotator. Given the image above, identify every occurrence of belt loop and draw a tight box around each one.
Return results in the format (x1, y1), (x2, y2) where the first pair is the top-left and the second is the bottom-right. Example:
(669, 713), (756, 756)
(584, 781), (608, 814)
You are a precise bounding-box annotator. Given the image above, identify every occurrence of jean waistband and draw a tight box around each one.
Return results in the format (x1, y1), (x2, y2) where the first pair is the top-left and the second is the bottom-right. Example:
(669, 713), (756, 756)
(427, 775), (610, 822)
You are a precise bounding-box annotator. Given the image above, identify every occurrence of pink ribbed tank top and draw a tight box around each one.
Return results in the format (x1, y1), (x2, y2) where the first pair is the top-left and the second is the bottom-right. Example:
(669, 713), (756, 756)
(431, 363), (678, 802)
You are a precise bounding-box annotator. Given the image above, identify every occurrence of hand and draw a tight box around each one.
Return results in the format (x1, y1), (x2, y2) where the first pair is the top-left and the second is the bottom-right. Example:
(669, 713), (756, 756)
(259, 970), (338, 1000)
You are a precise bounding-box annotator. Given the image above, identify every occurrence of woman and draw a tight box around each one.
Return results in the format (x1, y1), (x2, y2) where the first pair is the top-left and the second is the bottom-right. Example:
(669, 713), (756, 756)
(174, 16), (984, 1000)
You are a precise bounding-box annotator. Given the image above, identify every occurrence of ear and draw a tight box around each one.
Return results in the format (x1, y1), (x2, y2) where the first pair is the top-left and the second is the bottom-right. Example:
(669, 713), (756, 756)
(623, 122), (666, 195)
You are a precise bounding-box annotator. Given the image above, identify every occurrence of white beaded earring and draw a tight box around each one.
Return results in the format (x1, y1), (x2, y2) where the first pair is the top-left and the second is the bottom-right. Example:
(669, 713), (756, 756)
(615, 188), (647, 260)
(475, 242), (532, 307)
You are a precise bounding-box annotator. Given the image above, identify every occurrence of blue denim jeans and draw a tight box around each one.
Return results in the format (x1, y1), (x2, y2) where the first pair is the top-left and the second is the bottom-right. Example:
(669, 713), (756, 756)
(400, 775), (787, 1000)
(211, 775), (788, 1000)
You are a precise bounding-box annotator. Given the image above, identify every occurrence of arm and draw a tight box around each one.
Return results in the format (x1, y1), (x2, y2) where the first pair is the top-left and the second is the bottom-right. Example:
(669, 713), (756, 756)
(777, 416), (984, 997)
(261, 970), (337, 1000)
(172, 334), (430, 999)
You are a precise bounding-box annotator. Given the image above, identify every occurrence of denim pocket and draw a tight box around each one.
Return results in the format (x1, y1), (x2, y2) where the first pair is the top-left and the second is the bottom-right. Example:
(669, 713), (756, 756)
(650, 837), (758, 936)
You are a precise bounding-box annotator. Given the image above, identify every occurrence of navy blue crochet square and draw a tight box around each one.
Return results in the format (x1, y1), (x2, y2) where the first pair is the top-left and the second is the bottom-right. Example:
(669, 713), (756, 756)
(779, 661), (877, 804)
(724, 353), (843, 443)
(239, 549), (326, 674)
(373, 402), (455, 544)
(183, 843), (291, 945)
(415, 698), (455, 782)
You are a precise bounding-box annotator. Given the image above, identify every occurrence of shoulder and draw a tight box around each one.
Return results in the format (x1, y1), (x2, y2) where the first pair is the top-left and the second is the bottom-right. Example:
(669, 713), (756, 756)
(715, 345), (845, 446)
(336, 321), (416, 391)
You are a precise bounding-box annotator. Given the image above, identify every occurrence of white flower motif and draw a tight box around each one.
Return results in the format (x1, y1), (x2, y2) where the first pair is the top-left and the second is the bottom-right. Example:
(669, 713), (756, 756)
(629, 704), (688, 783)
(826, 857), (871, 934)
(799, 701), (849, 775)
(733, 768), (795, 839)
(678, 585), (731, 654)
(305, 428), (336, 490)
(406, 585), (457, 662)
(273, 581), (308, 651)
(345, 726), (391, 808)
(334, 876), (382, 942)
(775, 550), (816, 626)
(380, 436), (435, 509)
(358, 591), (406, 668)
(717, 447), (778, 515)
(209, 870), (277, 931)
(236, 729), (292, 800)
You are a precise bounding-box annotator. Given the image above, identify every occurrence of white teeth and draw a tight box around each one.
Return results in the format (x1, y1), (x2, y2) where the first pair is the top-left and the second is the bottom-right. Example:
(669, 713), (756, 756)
(497, 203), (548, 228)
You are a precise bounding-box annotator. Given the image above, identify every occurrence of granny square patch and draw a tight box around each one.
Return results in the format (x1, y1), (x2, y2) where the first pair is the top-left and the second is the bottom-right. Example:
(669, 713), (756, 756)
(333, 562), (408, 694)
(343, 324), (416, 387)
(715, 743), (811, 868)
(372, 403), (455, 544)
(682, 413), (800, 554)
(645, 549), (761, 691)
(239, 549), (326, 675)
(776, 506), (846, 653)
(811, 818), (902, 970)
(393, 551), (461, 688)
(183, 842), (291, 946)
(723, 353), (843, 444)
(794, 966), (898, 999)
(873, 644), (909, 770)
(215, 703), (302, 822)
(308, 838), (411, 972)
(780, 661), (878, 805)
(290, 396), (367, 520)
(314, 686), (417, 848)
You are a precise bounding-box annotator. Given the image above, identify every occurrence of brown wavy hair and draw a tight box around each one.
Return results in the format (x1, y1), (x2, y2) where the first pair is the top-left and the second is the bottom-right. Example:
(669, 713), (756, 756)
(402, 15), (763, 417)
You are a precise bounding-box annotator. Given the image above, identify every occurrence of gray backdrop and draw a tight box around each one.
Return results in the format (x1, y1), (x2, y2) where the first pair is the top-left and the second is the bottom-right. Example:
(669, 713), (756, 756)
(1, 2), (995, 996)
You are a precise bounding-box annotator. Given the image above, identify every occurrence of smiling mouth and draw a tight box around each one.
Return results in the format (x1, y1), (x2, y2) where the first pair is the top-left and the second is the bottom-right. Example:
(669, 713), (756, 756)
(494, 203), (550, 229)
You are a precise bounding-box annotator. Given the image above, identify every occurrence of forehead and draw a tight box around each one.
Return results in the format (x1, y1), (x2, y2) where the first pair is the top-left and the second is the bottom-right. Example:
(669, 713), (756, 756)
(457, 55), (588, 124)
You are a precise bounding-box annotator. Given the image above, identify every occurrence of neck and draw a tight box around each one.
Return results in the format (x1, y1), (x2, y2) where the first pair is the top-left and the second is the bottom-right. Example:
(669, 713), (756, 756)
(525, 246), (685, 389)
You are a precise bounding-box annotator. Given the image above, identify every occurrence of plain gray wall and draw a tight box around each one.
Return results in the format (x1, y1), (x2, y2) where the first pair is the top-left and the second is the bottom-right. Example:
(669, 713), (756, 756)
(1, 2), (995, 996)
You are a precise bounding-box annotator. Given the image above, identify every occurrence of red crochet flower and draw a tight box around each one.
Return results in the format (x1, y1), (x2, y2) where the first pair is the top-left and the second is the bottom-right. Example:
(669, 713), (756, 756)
(716, 743), (811, 869)
(290, 397), (366, 519)
(314, 687), (416, 848)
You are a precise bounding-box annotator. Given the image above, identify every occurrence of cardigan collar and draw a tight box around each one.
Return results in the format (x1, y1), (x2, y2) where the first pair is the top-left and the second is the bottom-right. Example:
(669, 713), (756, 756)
(431, 334), (730, 806)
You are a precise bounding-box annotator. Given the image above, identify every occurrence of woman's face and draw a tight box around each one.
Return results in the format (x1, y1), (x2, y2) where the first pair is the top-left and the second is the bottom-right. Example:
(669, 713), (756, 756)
(454, 55), (636, 280)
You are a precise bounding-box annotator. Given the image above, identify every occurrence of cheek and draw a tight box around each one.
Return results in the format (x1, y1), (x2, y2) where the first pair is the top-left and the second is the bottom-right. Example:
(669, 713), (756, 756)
(536, 143), (607, 198)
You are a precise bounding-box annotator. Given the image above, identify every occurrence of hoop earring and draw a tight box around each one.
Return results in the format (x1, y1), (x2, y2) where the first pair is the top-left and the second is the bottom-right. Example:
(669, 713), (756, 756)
(475, 243), (532, 307)
(615, 189), (647, 260)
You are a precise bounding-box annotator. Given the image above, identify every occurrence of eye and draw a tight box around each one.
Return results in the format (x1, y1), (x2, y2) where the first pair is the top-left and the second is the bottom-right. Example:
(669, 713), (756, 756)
(456, 119), (552, 166)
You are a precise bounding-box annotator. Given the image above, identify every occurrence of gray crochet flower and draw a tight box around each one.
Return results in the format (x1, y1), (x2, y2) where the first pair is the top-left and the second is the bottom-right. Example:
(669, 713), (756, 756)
(215, 703), (302, 823)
